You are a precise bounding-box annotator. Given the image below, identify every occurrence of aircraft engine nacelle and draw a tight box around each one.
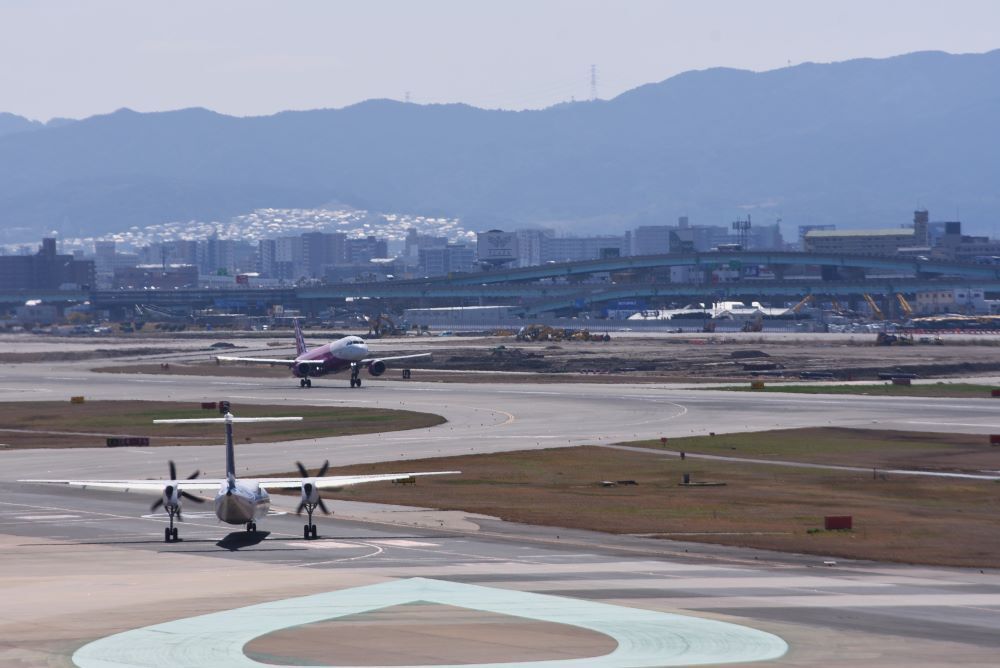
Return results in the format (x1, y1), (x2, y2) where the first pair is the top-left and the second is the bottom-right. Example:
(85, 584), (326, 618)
(301, 481), (319, 505)
(368, 360), (386, 377)
(296, 362), (313, 377)
(162, 484), (180, 509)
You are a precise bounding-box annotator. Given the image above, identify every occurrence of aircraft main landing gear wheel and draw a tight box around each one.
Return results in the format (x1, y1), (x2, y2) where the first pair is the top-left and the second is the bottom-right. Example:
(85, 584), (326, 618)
(300, 379), (306, 388)
(306, 378), (312, 388)
(246, 522), (257, 533)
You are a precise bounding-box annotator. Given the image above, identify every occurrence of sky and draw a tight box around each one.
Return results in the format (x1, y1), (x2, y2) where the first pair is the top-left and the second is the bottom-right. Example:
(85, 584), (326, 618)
(1, 0), (998, 121)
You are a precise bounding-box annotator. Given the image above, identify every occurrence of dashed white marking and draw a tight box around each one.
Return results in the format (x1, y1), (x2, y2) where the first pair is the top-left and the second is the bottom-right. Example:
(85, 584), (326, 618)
(13, 514), (80, 520)
(371, 539), (440, 547)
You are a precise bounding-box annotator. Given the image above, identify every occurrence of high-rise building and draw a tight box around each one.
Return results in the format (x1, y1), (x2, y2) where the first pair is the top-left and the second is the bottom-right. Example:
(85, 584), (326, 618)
(0, 238), (95, 290)
(346, 236), (388, 264)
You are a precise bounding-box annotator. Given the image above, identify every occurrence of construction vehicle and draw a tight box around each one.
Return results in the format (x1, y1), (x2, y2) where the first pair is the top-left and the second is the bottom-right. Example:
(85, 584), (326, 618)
(789, 294), (814, 313)
(876, 331), (914, 346)
(863, 294), (885, 321)
(363, 314), (406, 338)
(895, 293), (914, 318)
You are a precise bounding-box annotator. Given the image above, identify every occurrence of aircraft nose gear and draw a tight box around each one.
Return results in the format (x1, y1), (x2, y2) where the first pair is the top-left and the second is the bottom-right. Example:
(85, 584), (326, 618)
(296, 460), (331, 539)
(151, 460), (202, 543)
(350, 363), (362, 388)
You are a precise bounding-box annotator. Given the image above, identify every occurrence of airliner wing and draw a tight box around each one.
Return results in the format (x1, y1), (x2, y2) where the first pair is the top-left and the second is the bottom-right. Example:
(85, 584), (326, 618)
(215, 356), (326, 367)
(256, 470), (460, 489)
(20, 471), (459, 492)
(17, 479), (227, 492)
(360, 353), (432, 365)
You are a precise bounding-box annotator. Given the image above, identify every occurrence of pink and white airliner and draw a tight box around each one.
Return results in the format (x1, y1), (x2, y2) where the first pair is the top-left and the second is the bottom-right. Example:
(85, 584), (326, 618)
(216, 320), (430, 388)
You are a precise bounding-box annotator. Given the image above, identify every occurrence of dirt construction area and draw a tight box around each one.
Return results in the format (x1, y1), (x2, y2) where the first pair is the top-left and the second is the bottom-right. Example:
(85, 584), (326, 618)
(83, 331), (1000, 382)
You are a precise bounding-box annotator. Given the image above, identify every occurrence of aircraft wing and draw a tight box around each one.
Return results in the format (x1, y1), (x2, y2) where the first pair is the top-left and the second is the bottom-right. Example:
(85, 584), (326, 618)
(256, 470), (460, 489)
(17, 479), (227, 493)
(360, 353), (432, 365)
(215, 356), (326, 367)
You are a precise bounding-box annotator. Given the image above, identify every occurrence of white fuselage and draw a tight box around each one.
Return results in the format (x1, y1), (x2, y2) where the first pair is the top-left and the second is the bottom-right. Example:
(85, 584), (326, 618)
(292, 336), (370, 378)
(213, 480), (270, 525)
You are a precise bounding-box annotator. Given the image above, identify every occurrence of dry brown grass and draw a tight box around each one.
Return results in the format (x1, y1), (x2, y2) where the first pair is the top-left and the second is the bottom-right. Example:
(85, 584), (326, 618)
(627, 427), (1000, 472)
(297, 444), (1000, 568)
(0, 401), (444, 449)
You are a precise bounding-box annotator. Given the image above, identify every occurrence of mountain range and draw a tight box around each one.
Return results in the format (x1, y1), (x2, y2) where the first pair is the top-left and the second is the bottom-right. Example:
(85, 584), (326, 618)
(1, 49), (999, 243)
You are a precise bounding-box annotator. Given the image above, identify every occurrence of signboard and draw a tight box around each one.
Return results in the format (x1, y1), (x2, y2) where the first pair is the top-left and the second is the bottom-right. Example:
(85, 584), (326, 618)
(477, 230), (517, 265)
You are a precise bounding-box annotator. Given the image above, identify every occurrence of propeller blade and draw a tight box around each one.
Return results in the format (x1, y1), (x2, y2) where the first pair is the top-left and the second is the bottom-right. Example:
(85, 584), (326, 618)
(186, 469), (200, 480)
(317, 497), (330, 515)
(168, 460), (177, 481)
(180, 491), (205, 504)
(296, 461), (308, 478)
(151, 498), (163, 512)
(317, 460), (330, 477)
(295, 500), (305, 515)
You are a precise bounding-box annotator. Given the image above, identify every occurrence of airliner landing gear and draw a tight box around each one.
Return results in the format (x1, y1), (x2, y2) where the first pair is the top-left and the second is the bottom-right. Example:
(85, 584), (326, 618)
(246, 521), (257, 533)
(301, 503), (324, 539)
(350, 364), (362, 388)
(164, 507), (180, 542)
(299, 377), (312, 388)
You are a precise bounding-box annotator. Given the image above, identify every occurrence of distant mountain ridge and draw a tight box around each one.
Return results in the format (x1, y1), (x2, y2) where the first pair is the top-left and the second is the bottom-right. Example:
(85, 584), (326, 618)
(1, 49), (999, 243)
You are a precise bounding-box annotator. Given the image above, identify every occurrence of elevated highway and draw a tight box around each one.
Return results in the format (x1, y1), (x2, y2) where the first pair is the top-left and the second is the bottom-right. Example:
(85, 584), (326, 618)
(6, 252), (1000, 316)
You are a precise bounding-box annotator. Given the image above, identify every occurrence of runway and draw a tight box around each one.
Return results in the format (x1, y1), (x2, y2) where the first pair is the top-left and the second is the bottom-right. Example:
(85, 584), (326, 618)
(3, 365), (1000, 480)
(3, 364), (1000, 666)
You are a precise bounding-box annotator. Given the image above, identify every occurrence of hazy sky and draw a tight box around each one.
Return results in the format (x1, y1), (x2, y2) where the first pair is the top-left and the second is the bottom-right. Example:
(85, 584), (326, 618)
(2, 0), (998, 121)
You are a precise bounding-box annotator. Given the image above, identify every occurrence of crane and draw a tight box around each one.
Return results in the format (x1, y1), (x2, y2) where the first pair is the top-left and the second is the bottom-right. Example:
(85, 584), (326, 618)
(863, 294), (885, 321)
(895, 293), (914, 318)
(789, 294), (814, 313)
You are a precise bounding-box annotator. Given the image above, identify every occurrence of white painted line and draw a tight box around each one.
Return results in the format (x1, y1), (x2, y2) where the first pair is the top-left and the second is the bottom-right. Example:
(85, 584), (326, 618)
(296, 541), (363, 549)
(14, 514), (80, 520)
(71, 578), (789, 668)
(371, 539), (440, 547)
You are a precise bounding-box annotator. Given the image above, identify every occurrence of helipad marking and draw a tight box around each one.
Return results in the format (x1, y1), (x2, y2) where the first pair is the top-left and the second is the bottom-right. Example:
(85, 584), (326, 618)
(72, 577), (787, 667)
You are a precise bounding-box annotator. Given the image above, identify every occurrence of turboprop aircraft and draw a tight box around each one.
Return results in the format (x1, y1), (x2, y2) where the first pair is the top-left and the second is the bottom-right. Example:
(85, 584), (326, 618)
(20, 407), (459, 542)
(216, 319), (430, 388)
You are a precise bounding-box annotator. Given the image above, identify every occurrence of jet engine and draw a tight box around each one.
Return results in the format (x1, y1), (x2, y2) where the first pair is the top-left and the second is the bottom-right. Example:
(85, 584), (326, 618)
(368, 360), (386, 376)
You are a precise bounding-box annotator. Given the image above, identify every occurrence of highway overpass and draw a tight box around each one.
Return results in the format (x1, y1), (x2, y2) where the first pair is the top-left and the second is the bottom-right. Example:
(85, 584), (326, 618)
(4, 252), (1000, 316)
